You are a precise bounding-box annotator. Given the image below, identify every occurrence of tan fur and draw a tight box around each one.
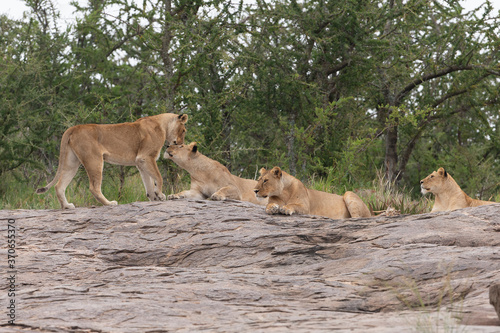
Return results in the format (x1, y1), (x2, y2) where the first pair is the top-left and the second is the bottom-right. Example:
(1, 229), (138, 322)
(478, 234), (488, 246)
(420, 167), (495, 212)
(254, 167), (371, 219)
(36, 113), (188, 209)
(164, 142), (267, 206)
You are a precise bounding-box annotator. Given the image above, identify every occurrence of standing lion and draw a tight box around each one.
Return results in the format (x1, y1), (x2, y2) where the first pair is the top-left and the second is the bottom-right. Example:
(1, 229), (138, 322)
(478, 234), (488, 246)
(36, 113), (188, 209)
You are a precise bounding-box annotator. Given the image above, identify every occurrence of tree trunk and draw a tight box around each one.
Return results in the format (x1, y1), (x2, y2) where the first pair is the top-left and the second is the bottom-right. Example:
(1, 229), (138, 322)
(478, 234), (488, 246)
(222, 107), (232, 171)
(385, 125), (399, 183)
(161, 0), (175, 112)
(286, 112), (297, 176)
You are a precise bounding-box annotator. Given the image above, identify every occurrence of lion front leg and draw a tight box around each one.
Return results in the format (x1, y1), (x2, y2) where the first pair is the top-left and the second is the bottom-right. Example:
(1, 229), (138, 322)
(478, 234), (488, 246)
(167, 193), (185, 200)
(265, 203), (281, 215)
(279, 203), (307, 216)
(136, 156), (166, 201)
(280, 205), (296, 215)
(167, 190), (205, 200)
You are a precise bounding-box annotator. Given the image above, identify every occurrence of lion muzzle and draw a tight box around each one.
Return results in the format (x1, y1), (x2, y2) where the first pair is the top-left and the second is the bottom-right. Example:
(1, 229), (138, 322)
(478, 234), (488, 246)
(254, 189), (267, 198)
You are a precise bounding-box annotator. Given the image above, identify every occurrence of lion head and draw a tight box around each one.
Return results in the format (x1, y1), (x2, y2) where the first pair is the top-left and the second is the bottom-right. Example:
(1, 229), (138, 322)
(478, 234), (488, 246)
(164, 142), (198, 165)
(420, 167), (448, 195)
(167, 114), (188, 146)
(254, 167), (284, 198)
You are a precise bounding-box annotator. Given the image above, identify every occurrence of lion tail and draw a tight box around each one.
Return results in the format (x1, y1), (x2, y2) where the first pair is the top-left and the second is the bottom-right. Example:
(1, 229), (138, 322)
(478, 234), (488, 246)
(36, 128), (73, 195)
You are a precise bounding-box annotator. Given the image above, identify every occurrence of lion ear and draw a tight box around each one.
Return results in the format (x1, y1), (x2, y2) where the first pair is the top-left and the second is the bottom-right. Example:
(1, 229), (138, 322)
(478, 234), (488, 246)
(437, 167), (447, 177)
(271, 166), (282, 178)
(178, 114), (188, 124)
(259, 167), (267, 176)
(189, 142), (198, 153)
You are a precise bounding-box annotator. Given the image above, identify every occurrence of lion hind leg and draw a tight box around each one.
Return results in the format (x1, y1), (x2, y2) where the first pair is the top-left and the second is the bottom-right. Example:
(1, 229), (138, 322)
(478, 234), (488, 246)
(82, 156), (117, 206)
(54, 149), (80, 209)
(210, 185), (240, 201)
(343, 191), (371, 218)
(37, 128), (73, 195)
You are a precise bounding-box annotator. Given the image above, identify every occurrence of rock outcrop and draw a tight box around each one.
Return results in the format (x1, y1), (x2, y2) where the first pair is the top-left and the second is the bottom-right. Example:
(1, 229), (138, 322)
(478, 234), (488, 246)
(1, 200), (500, 332)
(491, 284), (500, 321)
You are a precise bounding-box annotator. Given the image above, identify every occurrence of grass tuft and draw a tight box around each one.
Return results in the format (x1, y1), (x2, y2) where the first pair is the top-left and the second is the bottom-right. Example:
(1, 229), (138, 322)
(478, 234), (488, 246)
(360, 169), (433, 216)
(307, 168), (433, 215)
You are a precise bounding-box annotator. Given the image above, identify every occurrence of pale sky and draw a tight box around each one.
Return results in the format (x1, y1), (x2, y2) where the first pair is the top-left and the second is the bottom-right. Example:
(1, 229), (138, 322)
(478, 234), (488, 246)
(2, 0), (500, 25)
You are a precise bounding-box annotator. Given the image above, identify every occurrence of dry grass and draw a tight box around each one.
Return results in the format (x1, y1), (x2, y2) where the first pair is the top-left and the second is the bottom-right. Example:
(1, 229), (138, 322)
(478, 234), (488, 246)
(309, 169), (433, 216)
(358, 169), (433, 216)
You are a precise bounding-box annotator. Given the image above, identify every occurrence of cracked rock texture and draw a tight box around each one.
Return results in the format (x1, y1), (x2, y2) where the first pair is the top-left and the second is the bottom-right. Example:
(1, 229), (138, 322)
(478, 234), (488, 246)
(1, 200), (500, 332)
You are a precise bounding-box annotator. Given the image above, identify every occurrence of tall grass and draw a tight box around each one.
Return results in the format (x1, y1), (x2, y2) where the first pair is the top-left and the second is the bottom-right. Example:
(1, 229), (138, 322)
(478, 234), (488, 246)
(0, 170), (149, 210)
(1, 166), (433, 213)
(361, 169), (433, 215)
(308, 168), (433, 215)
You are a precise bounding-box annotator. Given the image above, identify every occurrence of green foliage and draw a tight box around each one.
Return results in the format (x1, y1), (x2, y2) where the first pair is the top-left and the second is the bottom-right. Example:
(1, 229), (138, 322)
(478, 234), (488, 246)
(1, 0), (500, 209)
(0, 166), (189, 209)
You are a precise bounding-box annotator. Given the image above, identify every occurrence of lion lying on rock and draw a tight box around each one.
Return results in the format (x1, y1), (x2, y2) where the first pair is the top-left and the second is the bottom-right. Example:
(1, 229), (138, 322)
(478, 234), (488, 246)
(164, 142), (267, 206)
(254, 167), (371, 219)
(36, 113), (188, 209)
(420, 167), (496, 212)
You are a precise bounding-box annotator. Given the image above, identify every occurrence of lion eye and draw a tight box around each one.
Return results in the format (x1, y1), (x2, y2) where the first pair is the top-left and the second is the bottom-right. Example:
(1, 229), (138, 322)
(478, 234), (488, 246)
(263, 179), (268, 184)
(430, 175), (434, 178)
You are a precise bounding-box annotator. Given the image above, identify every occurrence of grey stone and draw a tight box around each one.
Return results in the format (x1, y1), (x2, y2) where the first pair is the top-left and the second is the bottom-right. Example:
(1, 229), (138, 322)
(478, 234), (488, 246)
(1, 200), (500, 332)
(490, 284), (500, 321)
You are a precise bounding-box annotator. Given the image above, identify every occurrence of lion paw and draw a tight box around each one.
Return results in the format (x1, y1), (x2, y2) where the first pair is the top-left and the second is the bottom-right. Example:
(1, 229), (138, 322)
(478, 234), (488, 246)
(167, 194), (182, 200)
(210, 193), (226, 201)
(266, 203), (281, 215)
(109, 201), (118, 206)
(280, 206), (296, 215)
(63, 203), (76, 209)
(153, 192), (166, 201)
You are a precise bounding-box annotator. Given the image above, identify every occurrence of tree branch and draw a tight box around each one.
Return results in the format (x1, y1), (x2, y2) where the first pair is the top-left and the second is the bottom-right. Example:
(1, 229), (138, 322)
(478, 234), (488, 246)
(397, 71), (492, 176)
(325, 60), (350, 76)
(105, 22), (153, 59)
(395, 65), (475, 105)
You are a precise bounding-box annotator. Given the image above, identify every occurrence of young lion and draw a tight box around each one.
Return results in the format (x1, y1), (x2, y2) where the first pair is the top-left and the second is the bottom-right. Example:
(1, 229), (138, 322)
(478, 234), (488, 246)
(164, 142), (267, 206)
(420, 167), (496, 212)
(254, 167), (371, 219)
(36, 113), (188, 209)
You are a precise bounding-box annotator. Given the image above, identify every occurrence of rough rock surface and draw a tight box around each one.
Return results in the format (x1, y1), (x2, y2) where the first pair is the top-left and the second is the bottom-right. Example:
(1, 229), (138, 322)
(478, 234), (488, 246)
(491, 284), (500, 321)
(1, 200), (500, 332)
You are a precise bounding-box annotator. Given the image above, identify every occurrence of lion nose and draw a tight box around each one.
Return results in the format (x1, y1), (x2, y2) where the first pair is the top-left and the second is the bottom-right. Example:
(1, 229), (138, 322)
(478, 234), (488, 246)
(420, 180), (423, 184)
(173, 140), (177, 145)
(253, 189), (258, 194)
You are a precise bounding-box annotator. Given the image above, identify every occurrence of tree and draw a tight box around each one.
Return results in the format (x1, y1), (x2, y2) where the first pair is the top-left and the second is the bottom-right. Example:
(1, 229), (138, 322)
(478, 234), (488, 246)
(366, 0), (500, 182)
(2, 0), (500, 204)
(234, 0), (376, 178)
(0, 0), (71, 181)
